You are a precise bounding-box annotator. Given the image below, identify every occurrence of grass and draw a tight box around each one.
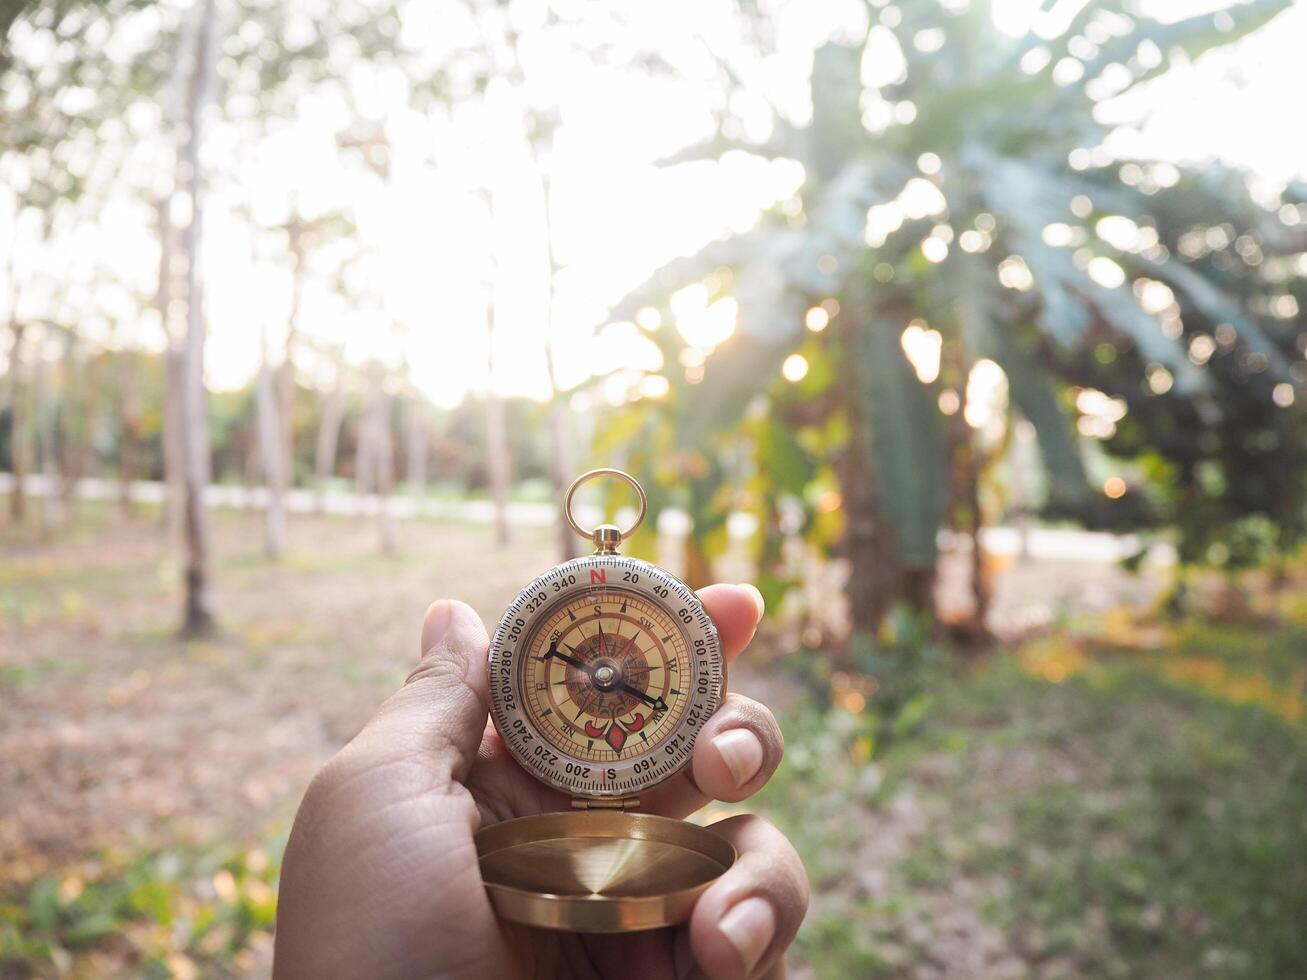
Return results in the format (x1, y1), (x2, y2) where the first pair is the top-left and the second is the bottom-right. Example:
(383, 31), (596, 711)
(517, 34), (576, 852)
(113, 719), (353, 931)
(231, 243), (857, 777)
(6, 615), (1305, 977)
(754, 616), (1307, 979)
(4, 503), (1306, 977)
(0, 835), (285, 979)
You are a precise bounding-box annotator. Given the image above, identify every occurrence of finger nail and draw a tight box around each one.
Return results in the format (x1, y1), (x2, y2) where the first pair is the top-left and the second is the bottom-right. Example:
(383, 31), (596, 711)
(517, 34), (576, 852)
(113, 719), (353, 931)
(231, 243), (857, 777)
(714, 728), (764, 788)
(719, 896), (775, 975)
(739, 583), (765, 619)
(421, 601), (455, 656)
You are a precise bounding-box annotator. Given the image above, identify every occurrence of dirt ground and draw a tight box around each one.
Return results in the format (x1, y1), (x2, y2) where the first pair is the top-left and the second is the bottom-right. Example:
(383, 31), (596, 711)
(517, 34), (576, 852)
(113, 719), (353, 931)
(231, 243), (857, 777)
(1, 509), (569, 878)
(1, 506), (1160, 880)
(6, 504), (1215, 980)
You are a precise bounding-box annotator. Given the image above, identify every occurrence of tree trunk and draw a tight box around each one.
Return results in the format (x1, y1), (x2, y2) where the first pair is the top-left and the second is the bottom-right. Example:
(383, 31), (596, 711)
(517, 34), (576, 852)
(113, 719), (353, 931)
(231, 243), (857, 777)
(683, 535), (714, 591)
(836, 430), (899, 638)
(242, 429), (260, 503)
(158, 192), (185, 537)
(404, 400), (428, 496)
(547, 399), (574, 559)
(7, 323), (27, 522)
(354, 403), (374, 496)
(265, 333), (289, 557)
(273, 343), (292, 537)
(964, 459), (990, 633)
(255, 345), (287, 559)
(314, 373), (345, 512)
(485, 394), (511, 545)
(836, 315), (901, 640)
(61, 333), (96, 517)
(543, 343), (574, 563)
(371, 380), (396, 555)
(118, 344), (140, 514)
(546, 331), (577, 564)
(177, 0), (218, 637)
(277, 226), (301, 525)
(34, 340), (63, 534)
(539, 170), (574, 563)
(163, 347), (186, 534)
(943, 350), (990, 640)
(485, 305), (511, 547)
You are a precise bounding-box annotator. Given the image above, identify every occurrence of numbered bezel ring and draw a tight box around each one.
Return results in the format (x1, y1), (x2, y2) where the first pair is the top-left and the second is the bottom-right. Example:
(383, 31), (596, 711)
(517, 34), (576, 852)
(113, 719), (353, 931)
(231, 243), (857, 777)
(487, 554), (725, 798)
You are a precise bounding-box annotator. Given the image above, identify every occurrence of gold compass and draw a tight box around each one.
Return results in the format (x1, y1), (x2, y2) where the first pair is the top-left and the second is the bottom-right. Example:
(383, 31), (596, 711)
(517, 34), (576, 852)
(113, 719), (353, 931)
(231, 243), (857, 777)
(476, 468), (732, 933)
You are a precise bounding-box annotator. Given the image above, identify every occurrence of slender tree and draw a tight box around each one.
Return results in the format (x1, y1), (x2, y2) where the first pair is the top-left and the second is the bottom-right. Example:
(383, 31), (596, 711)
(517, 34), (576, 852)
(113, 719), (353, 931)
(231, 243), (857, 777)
(259, 209), (351, 537)
(32, 330), (61, 533)
(543, 339), (574, 560)
(484, 300), (512, 547)
(255, 325), (288, 558)
(6, 321), (27, 522)
(313, 347), (347, 513)
(404, 395), (429, 497)
(57, 325), (96, 514)
(458, 3), (648, 561)
(174, 0), (219, 636)
(115, 326), (142, 514)
(358, 363), (397, 555)
(279, 213), (303, 511)
(374, 384), (396, 556)
(156, 197), (186, 536)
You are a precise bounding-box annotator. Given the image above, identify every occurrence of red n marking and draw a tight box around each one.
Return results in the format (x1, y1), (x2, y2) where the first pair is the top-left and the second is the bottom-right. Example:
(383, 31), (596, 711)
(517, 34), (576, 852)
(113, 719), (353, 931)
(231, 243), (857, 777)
(589, 568), (607, 584)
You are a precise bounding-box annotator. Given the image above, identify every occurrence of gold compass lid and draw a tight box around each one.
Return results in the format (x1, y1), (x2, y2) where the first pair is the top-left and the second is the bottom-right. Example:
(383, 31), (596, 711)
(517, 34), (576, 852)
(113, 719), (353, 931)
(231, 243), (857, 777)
(475, 810), (735, 933)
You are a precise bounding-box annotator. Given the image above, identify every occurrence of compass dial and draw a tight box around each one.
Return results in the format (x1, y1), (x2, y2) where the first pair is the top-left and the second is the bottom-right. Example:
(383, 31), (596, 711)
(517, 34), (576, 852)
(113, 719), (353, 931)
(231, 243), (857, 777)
(487, 555), (724, 798)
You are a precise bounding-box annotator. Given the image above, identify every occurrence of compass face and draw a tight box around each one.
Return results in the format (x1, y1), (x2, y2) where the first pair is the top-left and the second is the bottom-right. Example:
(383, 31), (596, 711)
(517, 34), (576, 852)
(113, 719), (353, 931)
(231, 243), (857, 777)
(487, 555), (724, 798)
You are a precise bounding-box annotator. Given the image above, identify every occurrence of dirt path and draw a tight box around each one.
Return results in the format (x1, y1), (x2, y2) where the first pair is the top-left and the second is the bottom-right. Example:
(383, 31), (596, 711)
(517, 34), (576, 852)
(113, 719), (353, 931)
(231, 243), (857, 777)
(1, 511), (561, 877)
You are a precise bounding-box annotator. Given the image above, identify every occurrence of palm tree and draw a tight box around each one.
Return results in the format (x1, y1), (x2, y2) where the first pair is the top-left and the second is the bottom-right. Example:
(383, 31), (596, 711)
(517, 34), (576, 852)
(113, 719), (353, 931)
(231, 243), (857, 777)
(605, 0), (1298, 636)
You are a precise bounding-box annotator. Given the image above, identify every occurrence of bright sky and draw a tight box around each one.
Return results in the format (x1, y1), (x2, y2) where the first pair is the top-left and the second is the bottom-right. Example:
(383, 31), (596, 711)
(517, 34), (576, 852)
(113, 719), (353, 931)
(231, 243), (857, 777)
(3, 0), (1305, 406)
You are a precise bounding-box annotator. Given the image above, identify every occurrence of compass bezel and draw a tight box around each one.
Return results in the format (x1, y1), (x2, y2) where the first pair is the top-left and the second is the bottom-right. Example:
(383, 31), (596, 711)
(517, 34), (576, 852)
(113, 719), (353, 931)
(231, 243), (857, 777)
(487, 554), (724, 799)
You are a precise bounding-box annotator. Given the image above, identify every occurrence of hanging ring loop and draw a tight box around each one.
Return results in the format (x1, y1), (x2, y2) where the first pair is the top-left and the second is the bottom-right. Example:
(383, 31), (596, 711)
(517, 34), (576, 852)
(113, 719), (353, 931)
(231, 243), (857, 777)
(564, 468), (648, 549)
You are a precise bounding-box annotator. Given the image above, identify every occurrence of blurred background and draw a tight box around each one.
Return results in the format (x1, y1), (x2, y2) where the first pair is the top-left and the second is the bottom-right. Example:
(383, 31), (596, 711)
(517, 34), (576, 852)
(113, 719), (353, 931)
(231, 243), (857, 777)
(3, 0), (1307, 976)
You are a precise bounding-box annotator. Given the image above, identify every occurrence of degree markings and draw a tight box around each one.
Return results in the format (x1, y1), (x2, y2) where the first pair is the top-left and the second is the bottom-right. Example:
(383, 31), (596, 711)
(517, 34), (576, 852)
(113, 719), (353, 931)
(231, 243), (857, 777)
(487, 555), (724, 797)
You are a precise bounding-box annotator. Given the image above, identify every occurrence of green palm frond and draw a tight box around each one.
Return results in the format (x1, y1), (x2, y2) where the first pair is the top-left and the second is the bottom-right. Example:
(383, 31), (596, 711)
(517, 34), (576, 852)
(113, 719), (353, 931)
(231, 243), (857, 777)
(595, 0), (1300, 573)
(859, 313), (949, 567)
(1078, 0), (1291, 97)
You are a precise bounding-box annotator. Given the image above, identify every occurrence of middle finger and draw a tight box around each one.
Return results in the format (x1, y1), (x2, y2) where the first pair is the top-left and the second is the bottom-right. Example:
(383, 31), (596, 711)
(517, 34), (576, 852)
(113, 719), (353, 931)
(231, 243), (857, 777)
(639, 692), (784, 818)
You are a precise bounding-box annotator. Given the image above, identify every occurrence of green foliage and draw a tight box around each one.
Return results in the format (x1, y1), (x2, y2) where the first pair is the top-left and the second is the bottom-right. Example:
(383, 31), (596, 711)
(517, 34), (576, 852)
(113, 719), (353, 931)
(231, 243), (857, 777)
(964, 664), (1307, 977)
(0, 834), (285, 975)
(1065, 173), (1307, 560)
(756, 612), (1307, 979)
(859, 313), (949, 566)
(600, 0), (1306, 606)
(853, 604), (952, 740)
(754, 417), (814, 498)
(998, 330), (1092, 513)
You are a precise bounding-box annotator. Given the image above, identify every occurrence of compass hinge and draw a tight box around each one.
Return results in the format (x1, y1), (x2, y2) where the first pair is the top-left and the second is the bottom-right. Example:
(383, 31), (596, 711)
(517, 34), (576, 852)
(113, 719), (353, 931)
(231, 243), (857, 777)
(572, 796), (640, 811)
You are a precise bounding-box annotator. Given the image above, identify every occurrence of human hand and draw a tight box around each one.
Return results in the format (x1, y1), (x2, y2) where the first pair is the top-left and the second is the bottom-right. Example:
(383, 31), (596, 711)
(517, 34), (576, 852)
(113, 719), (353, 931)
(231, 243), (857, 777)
(273, 584), (808, 979)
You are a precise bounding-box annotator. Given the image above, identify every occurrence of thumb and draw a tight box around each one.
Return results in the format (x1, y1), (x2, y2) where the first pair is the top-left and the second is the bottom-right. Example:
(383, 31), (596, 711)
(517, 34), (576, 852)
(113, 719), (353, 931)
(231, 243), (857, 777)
(357, 600), (491, 788)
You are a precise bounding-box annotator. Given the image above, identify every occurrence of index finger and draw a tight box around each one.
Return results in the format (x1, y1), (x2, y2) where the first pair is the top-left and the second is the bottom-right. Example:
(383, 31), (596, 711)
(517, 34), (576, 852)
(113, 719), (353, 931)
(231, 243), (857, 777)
(698, 583), (765, 661)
